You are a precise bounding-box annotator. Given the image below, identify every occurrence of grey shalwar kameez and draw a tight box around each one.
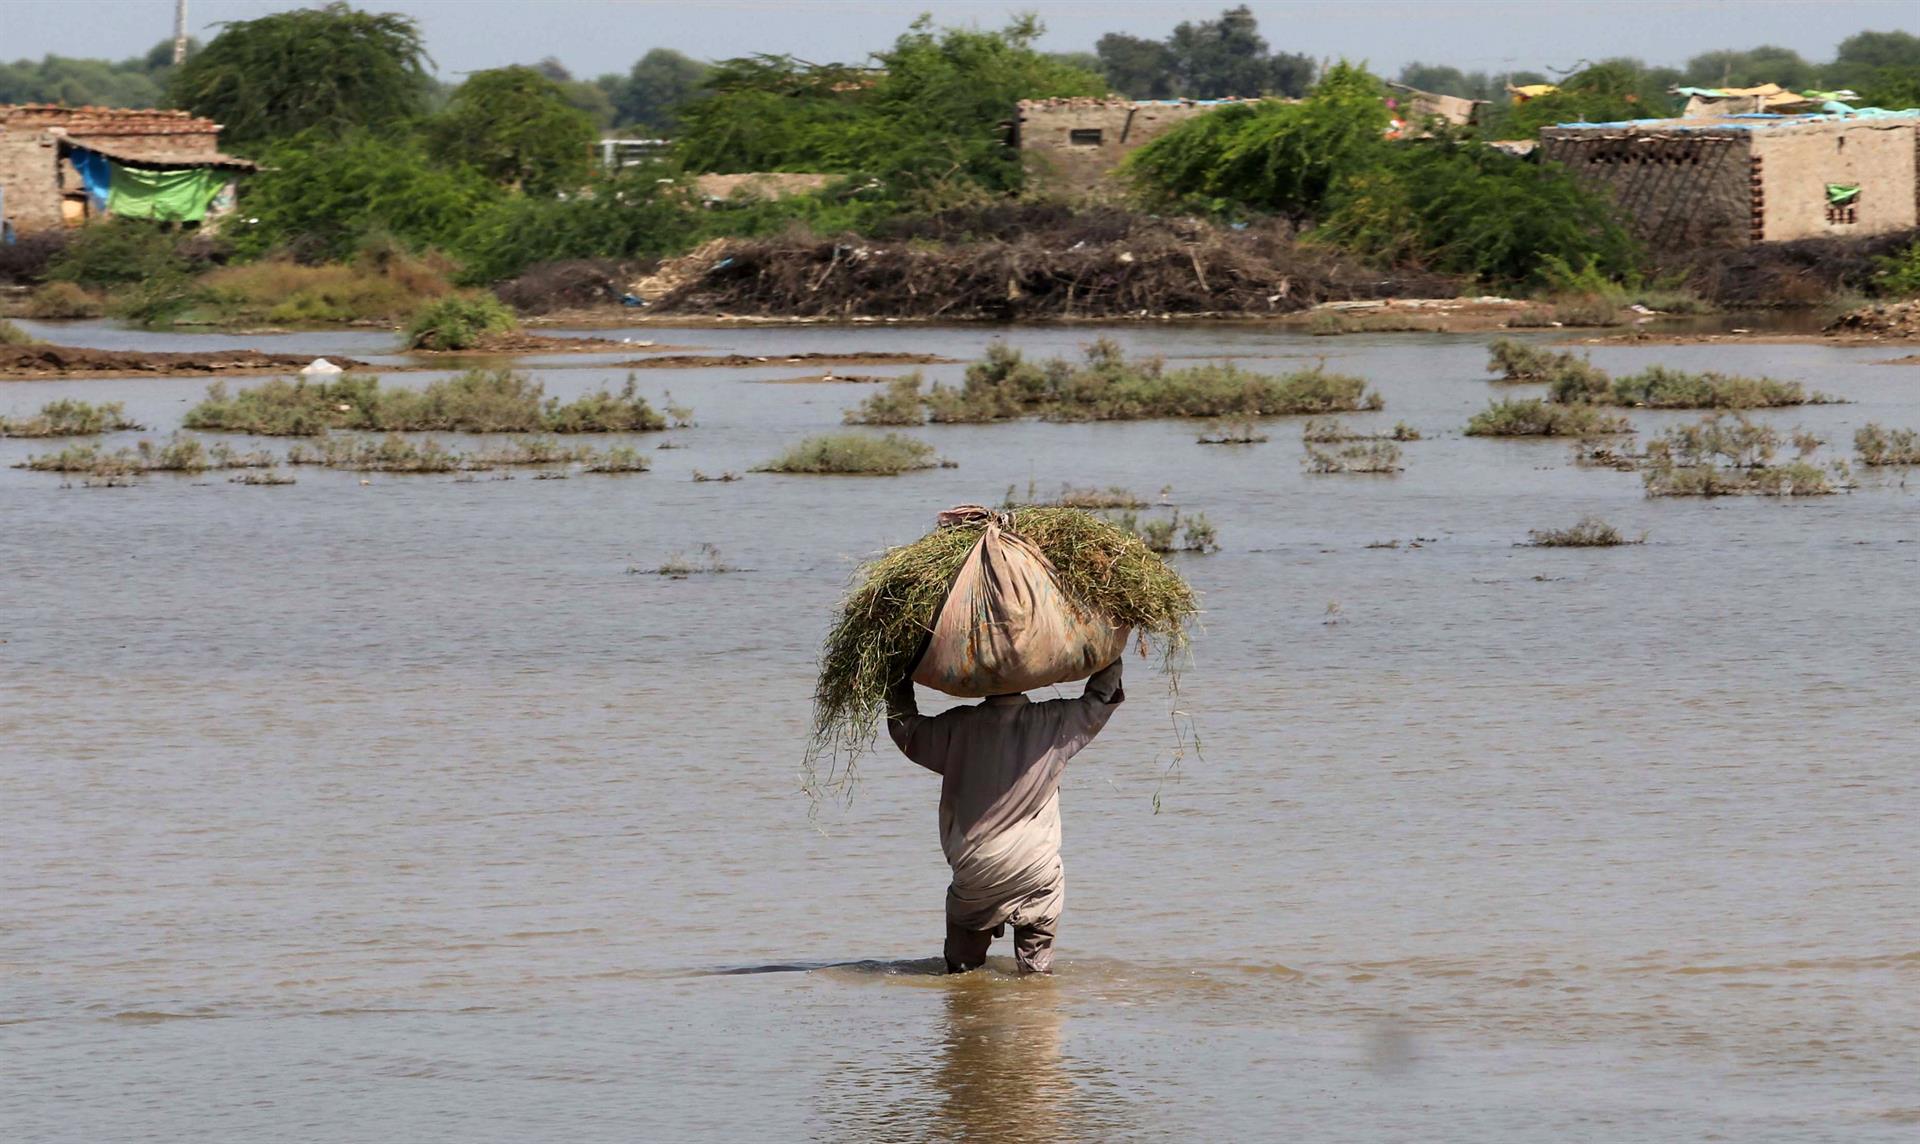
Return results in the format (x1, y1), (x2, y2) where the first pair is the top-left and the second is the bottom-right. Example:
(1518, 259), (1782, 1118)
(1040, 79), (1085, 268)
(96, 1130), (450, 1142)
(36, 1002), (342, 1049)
(887, 659), (1125, 974)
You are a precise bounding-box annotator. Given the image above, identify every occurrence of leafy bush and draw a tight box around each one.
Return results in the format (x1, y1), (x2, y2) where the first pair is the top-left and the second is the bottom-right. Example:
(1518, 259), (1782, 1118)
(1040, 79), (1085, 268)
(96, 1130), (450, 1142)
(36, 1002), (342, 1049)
(1642, 413), (1846, 497)
(1873, 242), (1920, 298)
(1606, 366), (1825, 409)
(1304, 440), (1403, 473)
(1465, 398), (1631, 436)
(1526, 517), (1640, 546)
(200, 242), (453, 325)
(427, 66), (597, 196)
(0, 319), (37, 345)
(758, 432), (944, 475)
(46, 219), (195, 287)
(1487, 339), (1608, 391)
(405, 293), (519, 350)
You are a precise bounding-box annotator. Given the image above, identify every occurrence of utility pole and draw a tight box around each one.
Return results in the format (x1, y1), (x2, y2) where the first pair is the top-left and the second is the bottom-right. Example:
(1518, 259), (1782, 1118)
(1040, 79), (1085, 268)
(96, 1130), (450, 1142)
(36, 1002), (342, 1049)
(172, 0), (189, 65)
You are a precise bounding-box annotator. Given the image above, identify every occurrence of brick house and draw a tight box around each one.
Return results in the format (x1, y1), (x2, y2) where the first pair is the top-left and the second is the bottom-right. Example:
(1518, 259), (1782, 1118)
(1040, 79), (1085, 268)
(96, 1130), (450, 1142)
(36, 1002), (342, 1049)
(1539, 112), (1920, 247)
(0, 105), (254, 235)
(1013, 97), (1267, 195)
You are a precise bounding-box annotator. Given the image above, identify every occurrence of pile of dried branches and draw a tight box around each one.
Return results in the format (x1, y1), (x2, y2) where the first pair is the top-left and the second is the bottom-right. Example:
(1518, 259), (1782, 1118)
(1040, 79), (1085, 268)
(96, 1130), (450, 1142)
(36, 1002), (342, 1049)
(650, 207), (1462, 320)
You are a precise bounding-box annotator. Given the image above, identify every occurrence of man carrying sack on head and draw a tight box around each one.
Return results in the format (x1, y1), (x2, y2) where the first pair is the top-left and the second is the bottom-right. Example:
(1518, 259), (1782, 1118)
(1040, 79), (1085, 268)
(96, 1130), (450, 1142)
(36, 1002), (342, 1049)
(884, 505), (1128, 975)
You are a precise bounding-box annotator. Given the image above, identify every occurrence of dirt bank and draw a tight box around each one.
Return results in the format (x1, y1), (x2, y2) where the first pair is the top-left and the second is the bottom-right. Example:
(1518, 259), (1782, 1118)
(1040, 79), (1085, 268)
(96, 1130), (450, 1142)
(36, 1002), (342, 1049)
(611, 351), (955, 369)
(0, 346), (373, 381)
(409, 331), (697, 356)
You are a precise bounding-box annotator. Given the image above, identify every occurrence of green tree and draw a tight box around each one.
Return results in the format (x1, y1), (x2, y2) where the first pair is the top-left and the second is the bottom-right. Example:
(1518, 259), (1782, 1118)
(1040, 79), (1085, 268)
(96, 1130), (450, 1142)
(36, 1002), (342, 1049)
(428, 66), (597, 195)
(1095, 33), (1176, 98)
(169, 2), (432, 150)
(613, 48), (712, 133)
(231, 130), (499, 262)
(531, 56), (617, 130)
(1682, 45), (1817, 89)
(1126, 63), (1389, 220)
(0, 38), (191, 108)
(1167, 5), (1314, 98)
(1829, 30), (1920, 106)
(1493, 60), (1678, 137)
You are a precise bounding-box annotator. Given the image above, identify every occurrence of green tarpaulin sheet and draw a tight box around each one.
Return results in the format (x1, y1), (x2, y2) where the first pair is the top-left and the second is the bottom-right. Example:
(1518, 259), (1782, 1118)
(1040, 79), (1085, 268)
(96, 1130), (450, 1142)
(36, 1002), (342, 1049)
(105, 162), (225, 223)
(1826, 183), (1862, 206)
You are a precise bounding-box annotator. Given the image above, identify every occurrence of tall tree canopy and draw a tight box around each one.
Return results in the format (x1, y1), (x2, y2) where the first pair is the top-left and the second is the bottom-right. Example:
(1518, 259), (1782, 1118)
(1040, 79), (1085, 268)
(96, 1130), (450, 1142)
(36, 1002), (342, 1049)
(169, 2), (433, 149)
(428, 66), (597, 195)
(611, 48), (712, 134)
(1682, 45), (1817, 89)
(0, 39), (192, 108)
(1096, 6), (1314, 99)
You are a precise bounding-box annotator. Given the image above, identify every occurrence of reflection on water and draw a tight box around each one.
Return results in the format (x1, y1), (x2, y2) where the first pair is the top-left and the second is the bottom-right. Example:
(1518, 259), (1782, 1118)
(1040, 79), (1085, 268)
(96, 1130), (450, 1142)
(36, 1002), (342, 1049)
(929, 975), (1076, 1141)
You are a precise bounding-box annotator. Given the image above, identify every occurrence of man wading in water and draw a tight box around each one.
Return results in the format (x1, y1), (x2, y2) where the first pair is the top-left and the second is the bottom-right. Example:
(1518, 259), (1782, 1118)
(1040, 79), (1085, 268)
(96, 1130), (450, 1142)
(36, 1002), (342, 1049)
(886, 658), (1125, 974)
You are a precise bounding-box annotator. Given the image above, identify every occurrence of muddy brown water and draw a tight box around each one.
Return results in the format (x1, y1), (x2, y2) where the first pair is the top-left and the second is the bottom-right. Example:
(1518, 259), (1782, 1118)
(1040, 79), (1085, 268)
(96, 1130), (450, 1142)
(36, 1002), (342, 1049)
(3, 318), (1918, 1141)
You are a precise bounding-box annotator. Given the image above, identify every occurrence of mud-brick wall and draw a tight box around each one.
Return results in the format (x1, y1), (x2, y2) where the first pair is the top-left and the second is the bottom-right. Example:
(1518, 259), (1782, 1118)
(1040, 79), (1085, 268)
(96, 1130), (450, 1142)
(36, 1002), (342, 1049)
(0, 132), (62, 232)
(1752, 121), (1918, 242)
(1540, 130), (1754, 248)
(1018, 103), (1222, 195)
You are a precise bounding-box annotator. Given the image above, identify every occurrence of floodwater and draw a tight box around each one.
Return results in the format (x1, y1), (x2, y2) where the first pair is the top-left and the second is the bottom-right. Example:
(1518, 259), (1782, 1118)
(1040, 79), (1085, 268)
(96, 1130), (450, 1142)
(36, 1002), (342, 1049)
(3, 319), (1917, 1141)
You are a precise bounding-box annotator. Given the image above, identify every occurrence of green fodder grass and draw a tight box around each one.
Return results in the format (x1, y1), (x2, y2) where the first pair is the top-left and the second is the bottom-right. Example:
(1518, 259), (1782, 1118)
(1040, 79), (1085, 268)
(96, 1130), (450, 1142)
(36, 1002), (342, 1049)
(23, 281), (104, 319)
(199, 250), (454, 326)
(1526, 516), (1641, 546)
(184, 371), (668, 435)
(1855, 423), (1920, 465)
(405, 292), (518, 350)
(758, 432), (943, 475)
(847, 340), (1380, 425)
(1465, 399), (1632, 437)
(806, 506), (1199, 798)
(0, 399), (142, 437)
(1607, 366), (1827, 409)
(0, 319), (39, 345)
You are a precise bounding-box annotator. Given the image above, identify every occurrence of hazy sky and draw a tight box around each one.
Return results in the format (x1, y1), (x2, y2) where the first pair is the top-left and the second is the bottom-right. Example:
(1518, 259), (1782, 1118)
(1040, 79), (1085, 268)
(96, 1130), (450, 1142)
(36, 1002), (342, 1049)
(9, 0), (1920, 79)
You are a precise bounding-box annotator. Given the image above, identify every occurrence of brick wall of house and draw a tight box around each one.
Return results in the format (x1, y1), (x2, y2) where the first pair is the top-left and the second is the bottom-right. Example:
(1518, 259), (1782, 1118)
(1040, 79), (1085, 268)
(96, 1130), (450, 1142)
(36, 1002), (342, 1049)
(0, 106), (226, 233)
(1016, 99), (1251, 195)
(1751, 120), (1918, 242)
(1540, 128), (1756, 248)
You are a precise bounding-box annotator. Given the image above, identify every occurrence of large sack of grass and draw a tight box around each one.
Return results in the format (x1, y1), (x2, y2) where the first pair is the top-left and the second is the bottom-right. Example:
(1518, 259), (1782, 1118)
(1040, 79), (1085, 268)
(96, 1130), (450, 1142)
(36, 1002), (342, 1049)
(807, 503), (1198, 796)
(913, 506), (1130, 697)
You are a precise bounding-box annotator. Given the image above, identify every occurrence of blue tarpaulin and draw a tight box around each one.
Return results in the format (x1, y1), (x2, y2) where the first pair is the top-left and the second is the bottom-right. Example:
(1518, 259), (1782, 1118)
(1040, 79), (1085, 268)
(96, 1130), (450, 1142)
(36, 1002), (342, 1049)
(69, 148), (113, 212)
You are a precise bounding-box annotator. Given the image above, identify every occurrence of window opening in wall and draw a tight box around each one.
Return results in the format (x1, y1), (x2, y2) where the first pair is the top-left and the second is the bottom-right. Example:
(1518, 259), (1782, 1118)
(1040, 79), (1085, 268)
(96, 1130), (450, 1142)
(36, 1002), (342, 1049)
(1068, 128), (1103, 146)
(1826, 183), (1861, 225)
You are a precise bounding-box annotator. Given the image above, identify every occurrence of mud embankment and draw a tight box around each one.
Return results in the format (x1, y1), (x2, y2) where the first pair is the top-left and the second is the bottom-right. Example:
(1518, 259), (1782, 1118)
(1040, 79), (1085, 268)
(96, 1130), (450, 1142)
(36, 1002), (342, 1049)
(0, 346), (372, 381)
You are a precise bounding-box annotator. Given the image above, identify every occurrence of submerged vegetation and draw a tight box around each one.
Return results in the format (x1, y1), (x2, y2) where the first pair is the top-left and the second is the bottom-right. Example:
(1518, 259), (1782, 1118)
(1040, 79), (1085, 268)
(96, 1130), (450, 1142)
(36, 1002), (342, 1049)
(1465, 399), (1631, 437)
(1525, 517), (1643, 547)
(1483, 340), (1834, 411)
(283, 433), (596, 472)
(1854, 423), (1920, 466)
(1641, 414), (1847, 497)
(0, 400), (143, 438)
(1197, 419), (1269, 445)
(17, 436), (274, 476)
(758, 432), (945, 475)
(845, 340), (1379, 425)
(0, 319), (39, 346)
(807, 506), (1198, 795)
(183, 370), (672, 435)
(404, 292), (520, 350)
(1304, 440), (1404, 473)
(1486, 339), (1605, 388)
(1300, 418), (1420, 442)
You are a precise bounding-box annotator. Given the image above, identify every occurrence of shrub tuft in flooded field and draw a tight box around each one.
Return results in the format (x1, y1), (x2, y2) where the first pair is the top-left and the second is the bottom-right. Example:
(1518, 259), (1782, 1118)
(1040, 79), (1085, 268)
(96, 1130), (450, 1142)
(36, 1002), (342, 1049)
(184, 370), (670, 435)
(846, 340), (1379, 425)
(1641, 413), (1849, 497)
(1854, 423), (1920, 466)
(1303, 440), (1404, 473)
(0, 399), (143, 438)
(758, 432), (946, 475)
(1526, 516), (1642, 546)
(1466, 399), (1631, 437)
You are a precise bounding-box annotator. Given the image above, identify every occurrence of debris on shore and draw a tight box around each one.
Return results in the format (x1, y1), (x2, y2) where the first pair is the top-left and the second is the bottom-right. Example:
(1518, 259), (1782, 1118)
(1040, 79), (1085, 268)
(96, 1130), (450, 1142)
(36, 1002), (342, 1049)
(0, 345), (373, 381)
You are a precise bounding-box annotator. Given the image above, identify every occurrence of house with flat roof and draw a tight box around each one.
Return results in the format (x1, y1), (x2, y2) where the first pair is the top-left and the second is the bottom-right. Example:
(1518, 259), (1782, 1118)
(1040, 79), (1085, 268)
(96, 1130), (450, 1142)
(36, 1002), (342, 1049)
(0, 105), (254, 235)
(1540, 111), (1920, 248)
(1013, 97), (1268, 195)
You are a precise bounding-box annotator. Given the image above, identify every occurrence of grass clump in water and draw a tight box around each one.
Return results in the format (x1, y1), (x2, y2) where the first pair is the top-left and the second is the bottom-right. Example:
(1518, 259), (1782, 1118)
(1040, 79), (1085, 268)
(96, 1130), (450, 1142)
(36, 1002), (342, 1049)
(1486, 339), (1607, 390)
(758, 432), (945, 475)
(184, 371), (671, 435)
(846, 340), (1379, 425)
(807, 506), (1199, 796)
(0, 399), (143, 437)
(18, 436), (272, 476)
(1641, 413), (1847, 497)
(1605, 366), (1827, 409)
(1854, 423), (1920, 466)
(404, 292), (518, 350)
(229, 470), (296, 486)
(1525, 516), (1643, 547)
(1041, 484), (1148, 509)
(1304, 441), (1403, 473)
(1466, 399), (1631, 437)
(583, 446), (651, 473)
(1301, 418), (1421, 442)
(0, 319), (40, 345)
(651, 543), (737, 578)
(1198, 419), (1269, 444)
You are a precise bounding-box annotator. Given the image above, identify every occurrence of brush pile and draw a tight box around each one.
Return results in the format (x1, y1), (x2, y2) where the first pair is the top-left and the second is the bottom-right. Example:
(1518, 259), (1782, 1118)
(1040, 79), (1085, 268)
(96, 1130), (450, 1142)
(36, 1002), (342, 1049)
(807, 505), (1199, 795)
(648, 206), (1462, 320)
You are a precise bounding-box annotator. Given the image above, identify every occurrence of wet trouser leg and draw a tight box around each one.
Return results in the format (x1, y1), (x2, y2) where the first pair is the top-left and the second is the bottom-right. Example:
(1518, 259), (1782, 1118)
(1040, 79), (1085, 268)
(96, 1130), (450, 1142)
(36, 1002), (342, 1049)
(1012, 914), (1056, 975)
(944, 920), (1001, 973)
